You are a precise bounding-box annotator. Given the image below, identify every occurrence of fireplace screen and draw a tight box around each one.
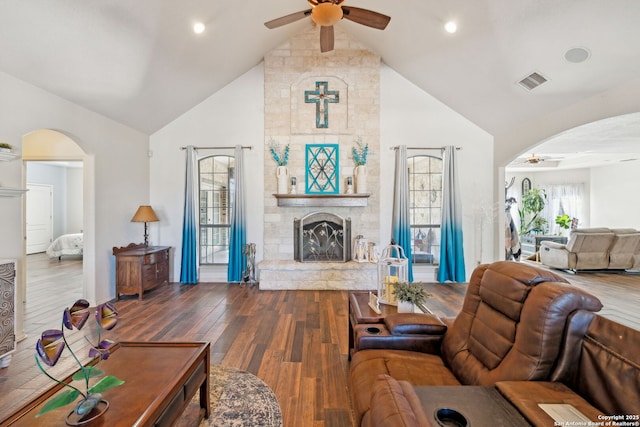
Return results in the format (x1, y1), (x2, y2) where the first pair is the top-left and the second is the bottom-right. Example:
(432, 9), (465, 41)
(294, 212), (351, 262)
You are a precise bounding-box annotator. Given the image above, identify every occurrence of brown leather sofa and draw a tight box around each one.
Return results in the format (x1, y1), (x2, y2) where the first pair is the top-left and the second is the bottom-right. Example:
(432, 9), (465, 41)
(349, 261), (610, 426)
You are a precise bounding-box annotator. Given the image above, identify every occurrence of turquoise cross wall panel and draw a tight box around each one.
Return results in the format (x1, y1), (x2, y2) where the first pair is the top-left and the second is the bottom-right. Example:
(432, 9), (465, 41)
(305, 144), (339, 194)
(304, 81), (339, 128)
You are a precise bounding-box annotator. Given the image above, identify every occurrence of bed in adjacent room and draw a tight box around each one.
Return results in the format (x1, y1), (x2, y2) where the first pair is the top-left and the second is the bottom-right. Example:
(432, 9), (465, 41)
(46, 233), (83, 259)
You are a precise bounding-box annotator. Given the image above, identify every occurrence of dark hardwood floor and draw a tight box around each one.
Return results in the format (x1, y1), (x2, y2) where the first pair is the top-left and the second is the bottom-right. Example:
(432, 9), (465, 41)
(1, 254), (638, 426)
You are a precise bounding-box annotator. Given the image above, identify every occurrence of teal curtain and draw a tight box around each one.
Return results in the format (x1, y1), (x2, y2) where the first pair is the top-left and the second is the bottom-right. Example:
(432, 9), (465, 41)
(180, 145), (198, 284)
(438, 146), (466, 282)
(227, 145), (246, 282)
(392, 145), (414, 282)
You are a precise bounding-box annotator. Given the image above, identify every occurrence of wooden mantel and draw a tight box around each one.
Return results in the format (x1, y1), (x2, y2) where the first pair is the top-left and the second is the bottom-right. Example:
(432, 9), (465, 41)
(274, 193), (370, 207)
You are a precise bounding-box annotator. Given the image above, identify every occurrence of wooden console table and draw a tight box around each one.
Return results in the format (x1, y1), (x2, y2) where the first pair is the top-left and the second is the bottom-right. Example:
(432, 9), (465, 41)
(1, 341), (210, 427)
(113, 244), (171, 300)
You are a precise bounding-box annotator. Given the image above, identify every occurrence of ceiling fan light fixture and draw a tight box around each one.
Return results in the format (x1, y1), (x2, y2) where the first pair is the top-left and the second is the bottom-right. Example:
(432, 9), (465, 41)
(311, 3), (343, 26)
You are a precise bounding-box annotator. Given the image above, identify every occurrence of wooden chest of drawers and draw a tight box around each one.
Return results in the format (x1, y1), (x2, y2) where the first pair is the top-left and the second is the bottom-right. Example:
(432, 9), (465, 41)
(113, 244), (171, 300)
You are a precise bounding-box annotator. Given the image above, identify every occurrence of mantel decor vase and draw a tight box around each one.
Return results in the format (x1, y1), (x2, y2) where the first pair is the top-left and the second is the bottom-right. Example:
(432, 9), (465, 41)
(355, 165), (367, 194)
(276, 166), (289, 194)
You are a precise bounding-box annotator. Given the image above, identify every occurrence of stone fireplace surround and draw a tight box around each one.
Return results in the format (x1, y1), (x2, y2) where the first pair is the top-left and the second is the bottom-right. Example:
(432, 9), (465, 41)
(260, 28), (381, 291)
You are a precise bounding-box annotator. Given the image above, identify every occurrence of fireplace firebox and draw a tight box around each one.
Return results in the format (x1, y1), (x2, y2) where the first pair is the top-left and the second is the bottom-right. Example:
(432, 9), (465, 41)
(294, 212), (351, 262)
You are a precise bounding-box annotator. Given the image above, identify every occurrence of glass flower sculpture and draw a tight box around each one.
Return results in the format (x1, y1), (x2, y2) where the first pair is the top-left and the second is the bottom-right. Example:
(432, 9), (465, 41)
(34, 299), (124, 418)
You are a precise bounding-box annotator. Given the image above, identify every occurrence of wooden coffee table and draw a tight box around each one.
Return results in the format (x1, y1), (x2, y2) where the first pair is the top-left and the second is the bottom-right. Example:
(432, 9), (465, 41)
(2, 342), (210, 427)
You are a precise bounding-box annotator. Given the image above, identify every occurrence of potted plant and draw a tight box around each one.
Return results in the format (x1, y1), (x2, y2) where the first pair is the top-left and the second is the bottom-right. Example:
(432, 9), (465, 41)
(518, 187), (548, 235)
(392, 281), (431, 313)
(0, 142), (12, 152)
(555, 214), (572, 235)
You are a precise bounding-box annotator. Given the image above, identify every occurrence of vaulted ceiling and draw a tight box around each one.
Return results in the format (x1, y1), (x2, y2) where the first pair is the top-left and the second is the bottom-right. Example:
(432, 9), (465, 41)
(1, 0), (639, 150)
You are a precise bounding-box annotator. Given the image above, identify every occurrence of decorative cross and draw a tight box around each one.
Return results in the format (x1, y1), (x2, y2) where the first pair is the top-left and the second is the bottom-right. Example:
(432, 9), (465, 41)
(304, 81), (339, 128)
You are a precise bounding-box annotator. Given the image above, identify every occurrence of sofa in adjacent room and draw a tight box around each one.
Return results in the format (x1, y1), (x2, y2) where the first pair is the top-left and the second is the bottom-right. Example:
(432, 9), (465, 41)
(349, 261), (640, 427)
(539, 227), (640, 272)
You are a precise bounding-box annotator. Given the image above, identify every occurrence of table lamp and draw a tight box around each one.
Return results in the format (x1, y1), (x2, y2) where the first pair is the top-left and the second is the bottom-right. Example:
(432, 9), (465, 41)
(131, 205), (159, 247)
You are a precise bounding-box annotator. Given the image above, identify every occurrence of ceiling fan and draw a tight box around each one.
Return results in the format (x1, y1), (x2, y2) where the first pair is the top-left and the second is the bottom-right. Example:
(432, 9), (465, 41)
(517, 154), (562, 165)
(264, 0), (391, 53)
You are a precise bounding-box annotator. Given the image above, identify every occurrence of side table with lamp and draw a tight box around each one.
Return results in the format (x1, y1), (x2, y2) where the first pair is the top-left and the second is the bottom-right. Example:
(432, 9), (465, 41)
(113, 205), (171, 300)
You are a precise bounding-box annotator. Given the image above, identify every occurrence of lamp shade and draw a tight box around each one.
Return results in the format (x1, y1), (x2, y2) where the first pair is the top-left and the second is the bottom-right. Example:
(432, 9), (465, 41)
(131, 205), (159, 223)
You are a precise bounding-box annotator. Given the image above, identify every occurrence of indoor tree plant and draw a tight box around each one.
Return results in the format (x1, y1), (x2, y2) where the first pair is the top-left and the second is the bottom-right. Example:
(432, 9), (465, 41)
(392, 281), (431, 313)
(518, 187), (548, 235)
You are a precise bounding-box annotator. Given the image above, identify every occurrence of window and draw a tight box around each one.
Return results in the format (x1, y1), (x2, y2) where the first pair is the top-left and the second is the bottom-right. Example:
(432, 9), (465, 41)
(408, 155), (442, 265)
(199, 155), (235, 265)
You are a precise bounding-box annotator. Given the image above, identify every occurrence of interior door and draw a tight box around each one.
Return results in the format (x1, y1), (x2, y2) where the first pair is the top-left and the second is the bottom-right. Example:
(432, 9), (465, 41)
(26, 183), (53, 254)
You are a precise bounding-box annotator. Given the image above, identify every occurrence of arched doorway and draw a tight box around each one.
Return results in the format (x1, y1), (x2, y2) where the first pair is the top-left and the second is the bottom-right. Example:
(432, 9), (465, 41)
(20, 130), (96, 332)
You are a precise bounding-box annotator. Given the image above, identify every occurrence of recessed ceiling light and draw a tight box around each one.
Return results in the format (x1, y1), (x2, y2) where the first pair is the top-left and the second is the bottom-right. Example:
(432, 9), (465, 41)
(193, 22), (206, 34)
(444, 21), (457, 34)
(564, 47), (590, 63)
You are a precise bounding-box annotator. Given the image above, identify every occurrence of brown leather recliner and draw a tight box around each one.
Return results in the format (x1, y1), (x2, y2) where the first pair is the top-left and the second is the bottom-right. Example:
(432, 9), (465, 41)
(350, 261), (603, 426)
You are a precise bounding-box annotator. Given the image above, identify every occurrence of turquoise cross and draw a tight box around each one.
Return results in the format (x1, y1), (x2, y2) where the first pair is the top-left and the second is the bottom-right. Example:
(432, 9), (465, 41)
(304, 81), (339, 128)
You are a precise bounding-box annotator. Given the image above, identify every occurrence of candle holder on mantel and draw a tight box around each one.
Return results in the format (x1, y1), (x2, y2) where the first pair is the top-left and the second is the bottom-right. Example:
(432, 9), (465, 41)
(290, 176), (297, 194)
(376, 245), (408, 306)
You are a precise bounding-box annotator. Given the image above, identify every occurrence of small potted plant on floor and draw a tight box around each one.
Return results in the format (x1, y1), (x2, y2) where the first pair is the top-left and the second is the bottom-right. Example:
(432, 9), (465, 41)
(392, 282), (431, 313)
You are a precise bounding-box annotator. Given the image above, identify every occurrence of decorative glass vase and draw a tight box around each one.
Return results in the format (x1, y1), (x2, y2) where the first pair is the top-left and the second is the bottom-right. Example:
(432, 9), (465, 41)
(276, 166), (289, 194)
(355, 165), (367, 194)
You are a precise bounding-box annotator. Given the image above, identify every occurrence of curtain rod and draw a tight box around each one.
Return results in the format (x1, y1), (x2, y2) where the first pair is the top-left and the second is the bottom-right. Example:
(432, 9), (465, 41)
(390, 146), (461, 151)
(180, 146), (253, 150)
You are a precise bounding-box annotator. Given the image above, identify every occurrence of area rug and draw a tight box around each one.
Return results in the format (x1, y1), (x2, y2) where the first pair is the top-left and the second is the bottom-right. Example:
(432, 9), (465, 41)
(176, 364), (283, 427)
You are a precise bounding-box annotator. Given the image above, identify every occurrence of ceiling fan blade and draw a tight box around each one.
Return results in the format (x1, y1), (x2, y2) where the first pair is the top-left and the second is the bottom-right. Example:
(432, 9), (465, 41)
(341, 6), (390, 30)
(320, 25), (335, 52)
(264, 9), (312, 29)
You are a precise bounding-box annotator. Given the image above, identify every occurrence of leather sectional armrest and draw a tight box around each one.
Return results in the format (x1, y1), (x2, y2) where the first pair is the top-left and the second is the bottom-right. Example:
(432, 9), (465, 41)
(362, 375), (431, 427)
(384, 313), (447, 335)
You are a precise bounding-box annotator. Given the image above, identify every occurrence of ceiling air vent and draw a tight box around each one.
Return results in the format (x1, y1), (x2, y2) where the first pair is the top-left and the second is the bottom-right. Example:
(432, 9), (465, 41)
(518, 72), (548, 91)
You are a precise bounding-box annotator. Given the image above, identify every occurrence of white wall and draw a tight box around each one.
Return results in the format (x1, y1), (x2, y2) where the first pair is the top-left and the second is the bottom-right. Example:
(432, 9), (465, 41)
(150, 61), (494, 283)
(493, 77), (640, 259)
(591, 159), (640, 228)
(0, 70), (149, 307)
(506, 169), (591, 230)
(505, 160), (640, 246)
(26, 162), (83, 238)
(67, 166), (83, 233)
(150, 64), (265, 282)
(26, 163), (66, 239)
(380, 65), (494, 278)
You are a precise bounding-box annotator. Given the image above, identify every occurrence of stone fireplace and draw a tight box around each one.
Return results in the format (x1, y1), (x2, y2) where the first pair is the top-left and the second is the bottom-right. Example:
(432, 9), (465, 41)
(294, 212), (351, 262)
(259, 27), (381, 290)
